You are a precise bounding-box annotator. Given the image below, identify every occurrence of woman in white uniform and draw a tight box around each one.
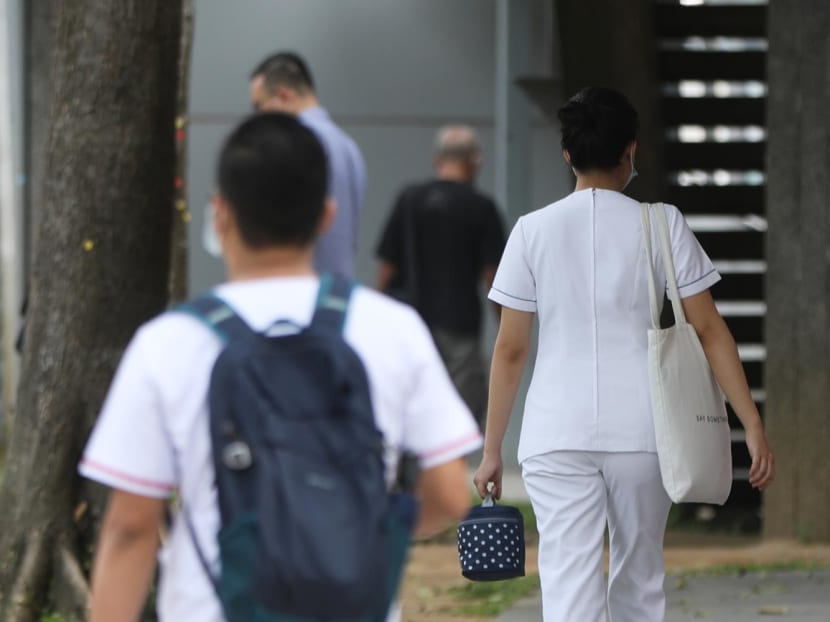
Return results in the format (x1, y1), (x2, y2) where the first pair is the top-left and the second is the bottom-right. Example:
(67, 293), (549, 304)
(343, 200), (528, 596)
(474, 87), (775, 622)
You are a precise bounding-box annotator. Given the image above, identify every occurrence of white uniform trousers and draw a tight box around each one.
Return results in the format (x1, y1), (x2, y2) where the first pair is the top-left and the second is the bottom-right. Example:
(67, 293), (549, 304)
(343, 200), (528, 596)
(522, 451), (672, 622)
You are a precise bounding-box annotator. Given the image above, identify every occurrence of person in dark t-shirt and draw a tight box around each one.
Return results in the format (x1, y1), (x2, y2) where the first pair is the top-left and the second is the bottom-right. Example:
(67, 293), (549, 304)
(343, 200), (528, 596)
(376, 125), (505, 427)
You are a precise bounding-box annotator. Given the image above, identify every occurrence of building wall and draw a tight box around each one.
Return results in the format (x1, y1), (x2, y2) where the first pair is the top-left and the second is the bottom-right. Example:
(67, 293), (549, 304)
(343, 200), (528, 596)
(186, 0), (571, 467)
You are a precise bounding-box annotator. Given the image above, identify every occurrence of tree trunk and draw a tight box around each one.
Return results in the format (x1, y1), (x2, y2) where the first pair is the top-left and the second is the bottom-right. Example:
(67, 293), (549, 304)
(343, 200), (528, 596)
(553, 0), (664, 203)
(763, 0), (830, 542)
(168, 0), (194, 304)
(0, 1), (182, 620)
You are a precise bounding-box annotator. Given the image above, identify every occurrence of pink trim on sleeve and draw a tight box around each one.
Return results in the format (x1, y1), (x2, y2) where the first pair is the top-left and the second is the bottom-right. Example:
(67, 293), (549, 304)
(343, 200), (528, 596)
(80, 458), (175, 492)
(420, 431), (482, 463)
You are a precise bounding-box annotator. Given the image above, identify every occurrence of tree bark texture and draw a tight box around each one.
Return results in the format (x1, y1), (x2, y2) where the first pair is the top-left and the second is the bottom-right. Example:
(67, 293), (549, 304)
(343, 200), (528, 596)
(0, 1), (182, 620)
(763, 0), (830, 542)
(168, 0), (194, 304)
(554, 0), (664, 203)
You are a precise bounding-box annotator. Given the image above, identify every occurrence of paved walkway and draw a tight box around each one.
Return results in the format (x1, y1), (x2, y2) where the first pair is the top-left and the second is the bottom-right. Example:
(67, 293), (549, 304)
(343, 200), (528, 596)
(497, 570), (830, 621)
(479, 468), (830, 620)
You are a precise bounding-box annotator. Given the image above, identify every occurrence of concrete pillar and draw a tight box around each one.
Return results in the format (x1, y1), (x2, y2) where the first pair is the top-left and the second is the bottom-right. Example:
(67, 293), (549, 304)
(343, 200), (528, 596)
(495, 0), (532, 223)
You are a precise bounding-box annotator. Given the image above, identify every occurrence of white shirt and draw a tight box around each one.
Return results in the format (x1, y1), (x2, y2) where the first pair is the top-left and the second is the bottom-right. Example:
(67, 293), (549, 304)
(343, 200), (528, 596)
(488, 189), (720, 463)
(80, 277), (481, 622)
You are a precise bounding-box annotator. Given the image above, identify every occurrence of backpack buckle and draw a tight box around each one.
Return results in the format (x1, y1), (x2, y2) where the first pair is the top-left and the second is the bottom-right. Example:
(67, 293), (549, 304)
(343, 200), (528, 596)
(222, 441), (253, 470)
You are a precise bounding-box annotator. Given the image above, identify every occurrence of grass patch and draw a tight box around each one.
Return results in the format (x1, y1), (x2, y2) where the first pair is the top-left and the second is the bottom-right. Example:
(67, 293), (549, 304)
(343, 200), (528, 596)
(670, 559), (830, 578)
(446, 574), (540, 617)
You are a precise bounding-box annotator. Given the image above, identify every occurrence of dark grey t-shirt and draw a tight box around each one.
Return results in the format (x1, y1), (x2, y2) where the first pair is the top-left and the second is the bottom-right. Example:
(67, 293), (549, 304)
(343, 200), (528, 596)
(377, 179), (505, 336)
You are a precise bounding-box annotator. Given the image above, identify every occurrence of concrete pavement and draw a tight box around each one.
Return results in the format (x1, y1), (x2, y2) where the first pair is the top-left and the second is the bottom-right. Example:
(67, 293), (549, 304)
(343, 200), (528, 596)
(497, 570), (830, 621)
(481, 468), (830, 620)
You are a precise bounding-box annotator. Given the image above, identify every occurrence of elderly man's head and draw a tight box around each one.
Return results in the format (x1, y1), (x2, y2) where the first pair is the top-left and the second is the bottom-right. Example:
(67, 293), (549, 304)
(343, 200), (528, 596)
(433, 125), (482, 182)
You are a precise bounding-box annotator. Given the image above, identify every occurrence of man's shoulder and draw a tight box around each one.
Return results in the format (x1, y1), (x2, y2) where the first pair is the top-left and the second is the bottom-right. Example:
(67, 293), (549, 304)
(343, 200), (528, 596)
(131, 305), (223, 360)
(403, 179), (439, 194)
(346, 286), (432, 348)
(301, 107), (362, 152)
(349, 285), (421, 325)
(435, 180), (498, 209)
(401, 179), (491, 205)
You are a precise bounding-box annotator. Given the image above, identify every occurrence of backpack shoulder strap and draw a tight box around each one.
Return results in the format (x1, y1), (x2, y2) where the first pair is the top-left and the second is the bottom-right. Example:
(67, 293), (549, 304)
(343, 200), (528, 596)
(312, 273), (355, 334)
(173, 294), (254, 343)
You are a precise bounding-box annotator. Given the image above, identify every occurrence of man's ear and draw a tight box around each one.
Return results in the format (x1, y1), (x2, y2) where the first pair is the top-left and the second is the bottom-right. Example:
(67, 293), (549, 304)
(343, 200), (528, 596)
(269, 85), (297, 112)
(317, 197), (337, 235)
(563, 149), (572, 166)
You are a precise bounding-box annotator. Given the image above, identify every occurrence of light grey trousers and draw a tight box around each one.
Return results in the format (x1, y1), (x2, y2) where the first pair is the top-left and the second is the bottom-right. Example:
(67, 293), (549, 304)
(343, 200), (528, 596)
(522, 451), (672, 622)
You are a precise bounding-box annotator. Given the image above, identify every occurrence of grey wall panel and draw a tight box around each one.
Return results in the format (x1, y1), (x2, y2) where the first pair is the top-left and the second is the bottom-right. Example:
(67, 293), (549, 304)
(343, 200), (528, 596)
(186, 121), (236, 293)
(530, 123), (570, 211)
(191, 0), (497, 119)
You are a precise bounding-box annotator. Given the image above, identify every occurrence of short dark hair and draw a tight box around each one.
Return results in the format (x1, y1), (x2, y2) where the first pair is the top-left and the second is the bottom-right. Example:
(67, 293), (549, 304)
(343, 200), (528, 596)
(251, 51), (315, 95)
(217, 113), (328, 249)
(557, 87), (639, 171)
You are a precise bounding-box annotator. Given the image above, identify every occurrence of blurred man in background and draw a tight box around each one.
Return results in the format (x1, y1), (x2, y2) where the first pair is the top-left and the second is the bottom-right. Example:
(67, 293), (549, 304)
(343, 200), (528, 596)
(376, 125), (505, 428)
(250, 51), (366, 278)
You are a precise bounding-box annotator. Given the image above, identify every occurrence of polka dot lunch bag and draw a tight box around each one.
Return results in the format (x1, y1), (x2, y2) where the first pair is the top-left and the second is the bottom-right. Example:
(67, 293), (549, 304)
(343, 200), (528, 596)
(457, 493), (525, 581)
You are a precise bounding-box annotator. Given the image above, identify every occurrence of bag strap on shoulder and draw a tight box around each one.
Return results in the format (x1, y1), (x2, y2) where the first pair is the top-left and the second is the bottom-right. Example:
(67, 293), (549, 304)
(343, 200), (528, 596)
(640, 202), (688, 330)
(174, 295), (253, 343)
(312, 273), (355, 334)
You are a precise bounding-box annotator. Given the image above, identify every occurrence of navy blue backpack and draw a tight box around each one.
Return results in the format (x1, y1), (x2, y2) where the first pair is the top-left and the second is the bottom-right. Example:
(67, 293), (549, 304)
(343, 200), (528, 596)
(177, 274), (417, 622)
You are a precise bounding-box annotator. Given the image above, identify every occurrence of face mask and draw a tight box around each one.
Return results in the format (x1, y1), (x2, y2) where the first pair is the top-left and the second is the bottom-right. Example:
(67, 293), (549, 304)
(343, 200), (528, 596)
(623, 150), (638, 190)
(202, 202), (223, 258)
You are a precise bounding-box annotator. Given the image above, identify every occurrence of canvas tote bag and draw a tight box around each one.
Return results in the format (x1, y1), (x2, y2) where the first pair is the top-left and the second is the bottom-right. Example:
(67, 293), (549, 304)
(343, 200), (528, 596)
(641, 203), (732, 504)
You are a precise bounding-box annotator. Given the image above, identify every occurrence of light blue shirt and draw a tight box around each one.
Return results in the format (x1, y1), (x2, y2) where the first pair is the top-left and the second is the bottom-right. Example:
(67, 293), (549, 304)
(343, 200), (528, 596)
(299, 106), (366, 278)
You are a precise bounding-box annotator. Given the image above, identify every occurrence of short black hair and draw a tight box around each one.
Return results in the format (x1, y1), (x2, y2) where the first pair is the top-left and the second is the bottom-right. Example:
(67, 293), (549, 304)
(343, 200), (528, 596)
(557, 87), (639, 171)
(251, 51), (315, 94)
(217, 113), (328, 249)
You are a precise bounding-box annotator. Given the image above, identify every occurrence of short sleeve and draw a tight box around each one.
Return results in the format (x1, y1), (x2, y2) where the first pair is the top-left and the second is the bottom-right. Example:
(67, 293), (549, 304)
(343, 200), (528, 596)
(79, 328), (176, 498)
(479, 199), (506, 267)
(488, 217), (537, 312)
(399, 311), (482, 469)
(665, 204), (721, 298)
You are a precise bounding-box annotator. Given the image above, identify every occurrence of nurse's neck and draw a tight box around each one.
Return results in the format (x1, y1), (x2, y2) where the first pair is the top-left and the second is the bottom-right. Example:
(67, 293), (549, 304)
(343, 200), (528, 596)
(567, 148), (634, 194)
(573, 170), (627, 193)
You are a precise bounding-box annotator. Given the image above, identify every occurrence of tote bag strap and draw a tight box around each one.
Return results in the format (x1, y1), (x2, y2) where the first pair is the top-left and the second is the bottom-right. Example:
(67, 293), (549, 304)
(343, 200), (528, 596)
(640, 202), (689, 328)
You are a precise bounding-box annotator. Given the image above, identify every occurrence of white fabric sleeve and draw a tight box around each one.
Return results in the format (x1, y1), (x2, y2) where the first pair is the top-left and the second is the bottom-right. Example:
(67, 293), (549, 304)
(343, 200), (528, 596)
(488, 218), (537, 312)
(79, 327), (176, 498)
(400, 311), (482, 470)
(664, 204), (721, 298)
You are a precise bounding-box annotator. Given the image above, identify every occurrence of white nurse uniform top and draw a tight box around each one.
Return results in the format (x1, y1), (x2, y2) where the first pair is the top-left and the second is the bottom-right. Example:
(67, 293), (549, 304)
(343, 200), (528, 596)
(488, 188), (721, 464)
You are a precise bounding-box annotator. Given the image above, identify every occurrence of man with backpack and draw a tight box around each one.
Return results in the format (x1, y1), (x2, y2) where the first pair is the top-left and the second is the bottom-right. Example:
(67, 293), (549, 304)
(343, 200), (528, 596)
(80, 113), (480, 622)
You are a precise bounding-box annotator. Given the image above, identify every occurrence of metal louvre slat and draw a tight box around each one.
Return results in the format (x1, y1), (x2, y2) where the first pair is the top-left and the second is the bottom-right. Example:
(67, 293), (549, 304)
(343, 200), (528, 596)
(663, 97), (766, 124)
(710, 274), (765, 300)
(655, 5), (766, 37)
(663, 185), (764, 213)
(659, 51), (766, 80)
(694, 230), (763, 258)
(721, 316), (764, 343)
(664, 142), (766, 169)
